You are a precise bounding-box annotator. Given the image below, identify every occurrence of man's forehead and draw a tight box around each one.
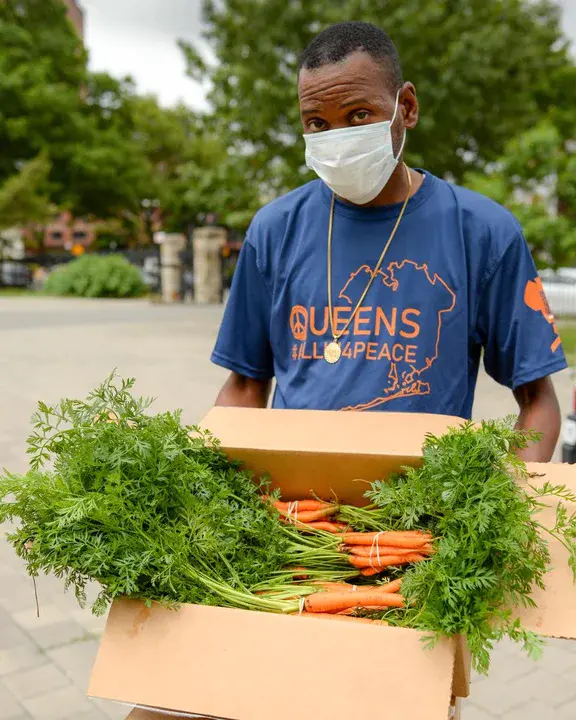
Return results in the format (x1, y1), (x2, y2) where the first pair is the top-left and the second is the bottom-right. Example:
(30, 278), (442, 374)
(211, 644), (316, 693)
(298, 52), (392, 102)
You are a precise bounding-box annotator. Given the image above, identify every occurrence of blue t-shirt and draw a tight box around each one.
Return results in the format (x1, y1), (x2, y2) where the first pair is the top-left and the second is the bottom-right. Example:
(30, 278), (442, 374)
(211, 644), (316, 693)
(212, 172), (566, 418)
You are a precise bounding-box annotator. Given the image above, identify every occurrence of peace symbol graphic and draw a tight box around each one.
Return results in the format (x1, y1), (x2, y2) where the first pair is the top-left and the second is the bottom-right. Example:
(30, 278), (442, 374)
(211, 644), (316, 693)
(290, 305), (308, 341)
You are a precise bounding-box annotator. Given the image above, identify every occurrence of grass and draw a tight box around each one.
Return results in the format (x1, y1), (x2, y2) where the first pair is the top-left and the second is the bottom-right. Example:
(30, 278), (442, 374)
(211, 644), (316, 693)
(559, 322), (576, 366)
(0, 287), (38, 297)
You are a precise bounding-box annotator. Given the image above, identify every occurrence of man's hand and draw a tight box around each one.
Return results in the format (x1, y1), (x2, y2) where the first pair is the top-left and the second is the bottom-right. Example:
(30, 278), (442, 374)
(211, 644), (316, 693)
(215, 372), (271, 409)
(513, 376), (561, 462)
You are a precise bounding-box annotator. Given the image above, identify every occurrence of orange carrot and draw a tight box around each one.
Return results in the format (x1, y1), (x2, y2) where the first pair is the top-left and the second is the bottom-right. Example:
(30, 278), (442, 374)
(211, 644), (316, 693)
(289, 567), (311, 580)
(345, 545), (429, 557)
(304, 591), (404, 613)
(279, 507), (339, 523)
(348, 554), (425, 569)
(291, 499), (335, 511)
(311, 579), (401, 594)
(271, 499), (335, 511)
(378, 579), (403, 593)
(342, 532), (432, 549)
(299, 521), (348, 533)
(360, 567), (383, 577)
(343, 530), (430, 541)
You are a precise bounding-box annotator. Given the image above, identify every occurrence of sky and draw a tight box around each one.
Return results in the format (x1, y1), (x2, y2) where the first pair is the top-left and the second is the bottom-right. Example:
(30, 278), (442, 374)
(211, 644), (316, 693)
(82, 0), (208, 108)
(82, 0), (576, 110)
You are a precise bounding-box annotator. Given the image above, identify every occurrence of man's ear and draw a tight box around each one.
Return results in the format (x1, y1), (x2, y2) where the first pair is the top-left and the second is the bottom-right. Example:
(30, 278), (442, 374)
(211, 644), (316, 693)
(401, 82), (419, 130)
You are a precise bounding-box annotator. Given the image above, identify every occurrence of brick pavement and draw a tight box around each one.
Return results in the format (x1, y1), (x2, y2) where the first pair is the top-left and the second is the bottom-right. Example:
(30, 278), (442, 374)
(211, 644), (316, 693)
(0, 297), (575, 719)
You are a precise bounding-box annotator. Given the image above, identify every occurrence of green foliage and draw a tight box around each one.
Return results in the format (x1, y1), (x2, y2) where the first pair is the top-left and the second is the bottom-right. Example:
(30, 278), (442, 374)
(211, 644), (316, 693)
(183, 0), (575, 195)
(44, 255), (146, 299)
(510, 204), (576, 269)
(167, 130), (261, 231)
(466, 120), (576, 268)
(0, 1), (156, 220)
(0, 153), (52, 231)
(0, 375), (291, 615)
(120, 97), (261, 232)
(0, 0), (86, 184)
(363, 419), (576, 673)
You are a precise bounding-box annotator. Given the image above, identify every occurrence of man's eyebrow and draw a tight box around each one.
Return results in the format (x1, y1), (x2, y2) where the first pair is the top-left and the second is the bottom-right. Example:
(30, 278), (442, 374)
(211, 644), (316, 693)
(339, 97), (373, 109)
(301, 97), (373, 116)
(301, 107), (322, 117)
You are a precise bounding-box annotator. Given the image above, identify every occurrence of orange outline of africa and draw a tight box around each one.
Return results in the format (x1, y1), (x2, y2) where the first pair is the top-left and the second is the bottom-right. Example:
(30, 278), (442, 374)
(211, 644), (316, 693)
(339, 260), (456, 411)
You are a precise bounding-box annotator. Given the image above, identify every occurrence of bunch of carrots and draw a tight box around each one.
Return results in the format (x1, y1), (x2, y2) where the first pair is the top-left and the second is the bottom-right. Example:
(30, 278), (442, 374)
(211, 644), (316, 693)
(299, 578), (404, 621)
(340, 531), (434, 576)
(262, 496), (435, 621)
(270, 497), (348, 533)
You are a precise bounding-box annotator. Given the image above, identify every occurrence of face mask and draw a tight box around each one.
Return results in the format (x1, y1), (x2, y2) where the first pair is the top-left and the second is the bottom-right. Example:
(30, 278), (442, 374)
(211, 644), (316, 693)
(303, 91), (406, 205)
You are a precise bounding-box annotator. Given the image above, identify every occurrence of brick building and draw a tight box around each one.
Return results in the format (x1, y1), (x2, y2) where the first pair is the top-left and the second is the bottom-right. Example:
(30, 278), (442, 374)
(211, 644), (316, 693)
(43, 211), (94, 250)
(64, 0), (84, 36)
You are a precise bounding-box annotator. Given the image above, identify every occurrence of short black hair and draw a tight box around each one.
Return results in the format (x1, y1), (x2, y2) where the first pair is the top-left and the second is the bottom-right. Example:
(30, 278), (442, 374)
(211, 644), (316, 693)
(298, 21), (403, 91)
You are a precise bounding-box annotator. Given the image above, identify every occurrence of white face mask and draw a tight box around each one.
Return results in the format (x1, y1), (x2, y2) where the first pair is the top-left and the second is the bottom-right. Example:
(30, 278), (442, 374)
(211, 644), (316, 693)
(303, 91), (406, 205)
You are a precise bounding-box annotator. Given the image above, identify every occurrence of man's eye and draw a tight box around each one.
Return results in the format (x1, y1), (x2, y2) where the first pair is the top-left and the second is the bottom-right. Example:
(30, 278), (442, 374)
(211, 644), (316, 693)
(308, 119), (326, 132)
(351, 110), (370, 123)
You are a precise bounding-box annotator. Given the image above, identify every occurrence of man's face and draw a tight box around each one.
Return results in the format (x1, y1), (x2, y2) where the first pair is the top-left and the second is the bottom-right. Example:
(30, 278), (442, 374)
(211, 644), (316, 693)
(298, 51), (417, 153)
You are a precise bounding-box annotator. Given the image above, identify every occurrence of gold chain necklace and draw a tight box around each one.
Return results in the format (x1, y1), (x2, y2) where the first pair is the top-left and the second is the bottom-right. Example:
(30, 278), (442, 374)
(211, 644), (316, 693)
(324, 162), (413, 364)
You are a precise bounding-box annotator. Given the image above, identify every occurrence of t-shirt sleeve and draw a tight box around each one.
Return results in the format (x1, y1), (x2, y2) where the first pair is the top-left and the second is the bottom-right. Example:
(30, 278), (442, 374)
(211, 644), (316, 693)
(211, 239), (274, 380)
(477, 232), (567, 389)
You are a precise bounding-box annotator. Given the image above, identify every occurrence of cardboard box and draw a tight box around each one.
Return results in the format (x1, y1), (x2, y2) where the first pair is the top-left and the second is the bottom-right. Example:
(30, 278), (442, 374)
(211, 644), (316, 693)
(87, 408), (576, 720)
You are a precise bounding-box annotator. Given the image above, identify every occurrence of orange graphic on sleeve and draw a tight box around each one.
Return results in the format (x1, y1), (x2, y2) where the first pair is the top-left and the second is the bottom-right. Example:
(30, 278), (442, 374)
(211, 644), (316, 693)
(524, 278), (562, 353)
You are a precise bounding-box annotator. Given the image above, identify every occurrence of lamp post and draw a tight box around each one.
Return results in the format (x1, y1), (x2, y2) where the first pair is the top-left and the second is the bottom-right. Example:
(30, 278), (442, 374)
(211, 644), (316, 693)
(141, 198), (160, 245)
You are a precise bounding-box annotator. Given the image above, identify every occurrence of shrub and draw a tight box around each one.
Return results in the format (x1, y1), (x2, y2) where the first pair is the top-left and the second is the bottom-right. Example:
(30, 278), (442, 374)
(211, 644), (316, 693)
(44, 255), (146, 299)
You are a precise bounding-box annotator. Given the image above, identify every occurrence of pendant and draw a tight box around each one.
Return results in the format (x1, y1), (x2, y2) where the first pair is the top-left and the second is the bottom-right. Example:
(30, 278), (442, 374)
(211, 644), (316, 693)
(324, 340), (342, 364)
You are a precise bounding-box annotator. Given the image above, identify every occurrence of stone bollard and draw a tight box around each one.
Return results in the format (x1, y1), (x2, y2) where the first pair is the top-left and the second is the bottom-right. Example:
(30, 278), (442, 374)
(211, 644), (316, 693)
(193, 226), (227, 304)
(159, 233), (186, 304)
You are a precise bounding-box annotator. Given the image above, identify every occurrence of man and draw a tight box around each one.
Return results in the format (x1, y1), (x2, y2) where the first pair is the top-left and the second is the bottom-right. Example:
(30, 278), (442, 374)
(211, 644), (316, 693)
(211, 21), (566, 461)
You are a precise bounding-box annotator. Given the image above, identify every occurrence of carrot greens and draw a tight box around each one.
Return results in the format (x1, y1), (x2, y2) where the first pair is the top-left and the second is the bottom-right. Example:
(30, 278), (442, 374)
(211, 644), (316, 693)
(361, 420), (576, 673)
(0, 375), (294, 614)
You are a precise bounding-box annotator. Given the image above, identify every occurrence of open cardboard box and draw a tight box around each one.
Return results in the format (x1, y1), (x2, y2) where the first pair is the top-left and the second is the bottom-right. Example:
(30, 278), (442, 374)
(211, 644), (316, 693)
(87, 408), (576, 720)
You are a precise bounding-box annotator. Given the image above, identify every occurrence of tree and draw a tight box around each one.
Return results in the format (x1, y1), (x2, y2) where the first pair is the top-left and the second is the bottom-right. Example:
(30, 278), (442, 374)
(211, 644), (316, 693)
(166, 131), (262, 231)
(182, 0), (575, 195)
(0, 153), (52, 232)
(0, 153), (53, 283)
(0, 0), (155, 220)
(0, 0), (86, 183)
(466, 120), (576, 268)
(122, 96), (261, 232)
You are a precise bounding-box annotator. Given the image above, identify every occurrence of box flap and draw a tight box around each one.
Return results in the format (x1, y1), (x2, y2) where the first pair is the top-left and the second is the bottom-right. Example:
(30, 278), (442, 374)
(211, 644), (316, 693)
(516, 463), (576, 640)
(201, 408), (462, 503)
(201, 408), (462, 456)
(89, 599), (456, 720)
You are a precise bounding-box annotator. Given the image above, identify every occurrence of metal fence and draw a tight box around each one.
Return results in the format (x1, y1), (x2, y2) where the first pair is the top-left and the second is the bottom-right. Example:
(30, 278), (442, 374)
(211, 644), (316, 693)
(542, 270), (576, 318)
(0, 243), (240, 301)
(0, 261), (31, 287)
(0, 249), (163, 294)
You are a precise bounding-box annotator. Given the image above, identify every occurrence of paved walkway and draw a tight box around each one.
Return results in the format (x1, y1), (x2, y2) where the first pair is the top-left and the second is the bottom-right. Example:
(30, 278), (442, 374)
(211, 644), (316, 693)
(0, 297), (575, 719)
